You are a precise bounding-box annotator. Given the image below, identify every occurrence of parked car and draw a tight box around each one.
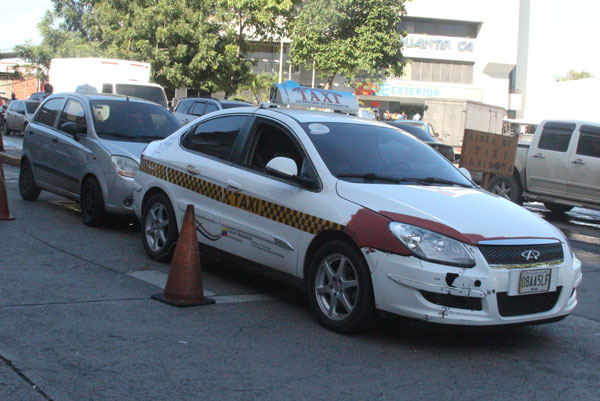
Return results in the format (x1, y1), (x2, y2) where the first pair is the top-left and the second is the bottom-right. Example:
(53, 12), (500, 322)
(132, 82), (581, 333)
(172, 97), (252, 125)
(19, 93), (181, 226)
(387, 120), (455, 162)
(1, 100), (39, 135)
(28, 92), (47, 102)
(487, 120), (600, 212)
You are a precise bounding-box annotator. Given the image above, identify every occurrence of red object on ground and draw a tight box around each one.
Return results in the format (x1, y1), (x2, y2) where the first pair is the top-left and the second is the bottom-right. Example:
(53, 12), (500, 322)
(0, 158), (15, 221)
(151, 204), (214, 307)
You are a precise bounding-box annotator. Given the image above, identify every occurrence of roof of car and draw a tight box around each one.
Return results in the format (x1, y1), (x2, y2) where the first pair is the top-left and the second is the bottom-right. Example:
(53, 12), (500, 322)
(46, 92), (157, 104)
(268, 107), (390, 126)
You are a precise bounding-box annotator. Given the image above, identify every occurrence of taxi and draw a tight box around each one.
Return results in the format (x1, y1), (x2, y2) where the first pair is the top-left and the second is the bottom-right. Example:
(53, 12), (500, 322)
(132, 81), (582, 333)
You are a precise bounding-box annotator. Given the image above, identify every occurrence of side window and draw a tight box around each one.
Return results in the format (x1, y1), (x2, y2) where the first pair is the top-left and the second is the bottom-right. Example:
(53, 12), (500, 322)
(189, 102), (206, 116)
(34, 98), (63, 127)
(181, 115), (248, 160)
(58, 99), (87, 135)
(576, 125), (600, 159)
(248, 120), (316, 180)
(102, 84), (113, 94)
(175, 99), (192, 114)
(204, 102), (219, 114)
(538, 124), (574, 152)
(17, 102), (25, 114)
(8, 102), (16, 111)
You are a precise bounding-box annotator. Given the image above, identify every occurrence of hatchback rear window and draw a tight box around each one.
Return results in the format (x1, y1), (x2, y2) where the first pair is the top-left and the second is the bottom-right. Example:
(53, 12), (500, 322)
(115, 84), (167, 108)
(90, 100), (180, 142)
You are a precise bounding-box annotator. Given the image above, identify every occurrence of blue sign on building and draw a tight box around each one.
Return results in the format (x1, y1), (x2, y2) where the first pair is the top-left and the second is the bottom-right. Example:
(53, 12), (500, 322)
(376, 83), (441, 98)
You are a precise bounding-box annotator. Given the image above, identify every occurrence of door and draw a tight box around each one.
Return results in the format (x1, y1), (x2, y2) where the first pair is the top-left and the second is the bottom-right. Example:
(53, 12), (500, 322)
(27, 97), (66, 187)
(166, 114), (251, 249)
(54, 99), (91, 195)
(567, 124), (600, 202)
(5, 102), (18, 130)
(172, 99), (194, 125)
(526, 122), (574, 197)
(14, 102), (26, 131)
(220, 117), (315, 275)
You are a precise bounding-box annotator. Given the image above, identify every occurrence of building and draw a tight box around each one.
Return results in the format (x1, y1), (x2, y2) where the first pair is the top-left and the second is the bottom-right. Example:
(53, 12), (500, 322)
(0, 58), (42, 100)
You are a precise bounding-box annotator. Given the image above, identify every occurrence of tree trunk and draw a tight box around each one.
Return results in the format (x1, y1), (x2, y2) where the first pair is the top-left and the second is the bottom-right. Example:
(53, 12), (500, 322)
(325, 73), (336, 90)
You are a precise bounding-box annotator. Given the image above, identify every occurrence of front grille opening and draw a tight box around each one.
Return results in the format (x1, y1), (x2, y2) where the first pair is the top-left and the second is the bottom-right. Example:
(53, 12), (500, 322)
(479, 243), (564, 267)
(420, 290), (483, 311)
(497, 287), (562, 317)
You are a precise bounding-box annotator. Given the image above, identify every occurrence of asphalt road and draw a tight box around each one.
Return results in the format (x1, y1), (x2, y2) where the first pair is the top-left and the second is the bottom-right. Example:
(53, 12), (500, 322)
(1, 163), (599, 401)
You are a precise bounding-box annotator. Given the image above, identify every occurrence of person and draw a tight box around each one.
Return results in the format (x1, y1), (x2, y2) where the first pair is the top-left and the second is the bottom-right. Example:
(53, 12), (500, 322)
(384, 109), (391, 120)
(412, 112), (421, 121)
(11, 93), (17, 101)
(43, 83), (54, 98)
(400, 111), (407, 120)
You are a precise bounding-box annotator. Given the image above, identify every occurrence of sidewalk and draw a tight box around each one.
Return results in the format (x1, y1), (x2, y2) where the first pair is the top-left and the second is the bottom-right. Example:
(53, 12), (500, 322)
(0, 134), (22, 167)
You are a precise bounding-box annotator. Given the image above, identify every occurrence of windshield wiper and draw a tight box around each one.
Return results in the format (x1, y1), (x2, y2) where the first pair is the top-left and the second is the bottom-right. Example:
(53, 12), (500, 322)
(403, 176), (473, 188)
(337, 173), (403, 184)
(135, 135), (166, 140)
(97, 132), (135, 140)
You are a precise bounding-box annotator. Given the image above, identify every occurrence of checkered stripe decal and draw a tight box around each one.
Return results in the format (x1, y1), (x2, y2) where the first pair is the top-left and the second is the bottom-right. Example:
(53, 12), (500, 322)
(140, 159), (343, 235)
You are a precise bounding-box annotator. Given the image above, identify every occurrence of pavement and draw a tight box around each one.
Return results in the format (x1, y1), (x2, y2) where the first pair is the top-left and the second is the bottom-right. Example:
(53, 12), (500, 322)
(0, 133), (22, 167)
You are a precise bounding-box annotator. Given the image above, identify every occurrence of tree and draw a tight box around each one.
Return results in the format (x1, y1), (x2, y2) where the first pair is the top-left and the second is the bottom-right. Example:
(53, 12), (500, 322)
(289, 0), (407, 89)
(557, 70), (594, 82)
(236, 72), (278, 103)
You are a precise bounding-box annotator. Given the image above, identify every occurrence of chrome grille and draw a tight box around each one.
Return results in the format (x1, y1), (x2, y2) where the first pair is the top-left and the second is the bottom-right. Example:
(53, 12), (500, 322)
(479, 243), (563, 268)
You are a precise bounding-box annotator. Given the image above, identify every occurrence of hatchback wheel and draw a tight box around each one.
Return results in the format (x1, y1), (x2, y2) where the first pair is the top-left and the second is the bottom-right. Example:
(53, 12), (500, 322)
(142, 193), (178, 262)
(307, 240), (377, 333)
(80, 178), (105, 226)
(19, 160), (41, 201)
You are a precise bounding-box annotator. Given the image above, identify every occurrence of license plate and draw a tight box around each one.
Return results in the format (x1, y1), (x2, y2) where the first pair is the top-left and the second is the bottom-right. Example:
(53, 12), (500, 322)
(519, 269), (551, 294)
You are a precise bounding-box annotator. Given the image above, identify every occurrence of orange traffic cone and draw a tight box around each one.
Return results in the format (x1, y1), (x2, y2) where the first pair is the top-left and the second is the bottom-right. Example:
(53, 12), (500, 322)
(0, 158), (15, 221)
(151, 204), (214, 307)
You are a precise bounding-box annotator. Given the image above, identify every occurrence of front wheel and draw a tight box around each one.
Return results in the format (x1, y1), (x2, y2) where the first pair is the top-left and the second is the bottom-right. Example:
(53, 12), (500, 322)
(80, 178), (105, 226)
(487, 175), (523, 205)
(142, 193), (178, 262)
(543, 202), (573, 214)
(19, 160), (41, 201)
(307, 240), (377, 334)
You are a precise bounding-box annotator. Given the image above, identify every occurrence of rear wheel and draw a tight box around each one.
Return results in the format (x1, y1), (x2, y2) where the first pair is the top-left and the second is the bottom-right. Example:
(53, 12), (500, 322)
(543, 202), (573, 214)
(80, 178), (105, 226)
(487, 175), (523, 205)
(19, 160), (41, 201)
(142, 193), (178, 262)
(307, 240), (377, 334)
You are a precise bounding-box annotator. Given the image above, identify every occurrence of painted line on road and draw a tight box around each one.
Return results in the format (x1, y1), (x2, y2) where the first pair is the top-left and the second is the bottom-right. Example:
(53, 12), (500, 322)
(127, 270), (276, 304)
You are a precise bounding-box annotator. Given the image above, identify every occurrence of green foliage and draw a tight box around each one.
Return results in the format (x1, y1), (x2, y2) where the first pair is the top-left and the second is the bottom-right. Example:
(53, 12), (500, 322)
(289, 0), (407, 88)
(236, 72), (278, 103)
(557, 70), (594, 81)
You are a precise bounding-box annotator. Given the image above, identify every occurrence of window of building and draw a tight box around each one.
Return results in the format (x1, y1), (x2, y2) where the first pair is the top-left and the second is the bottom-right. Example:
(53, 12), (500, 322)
(409, 59), (473, 84)
(400, 17), (479, 38)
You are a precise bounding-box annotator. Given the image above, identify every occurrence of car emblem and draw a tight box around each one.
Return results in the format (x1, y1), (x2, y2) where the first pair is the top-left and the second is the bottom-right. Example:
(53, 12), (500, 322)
(521, 249), (540, 261)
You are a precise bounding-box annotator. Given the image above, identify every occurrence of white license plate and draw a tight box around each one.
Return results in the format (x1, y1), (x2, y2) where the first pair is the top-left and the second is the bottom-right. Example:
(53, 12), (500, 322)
(519, 269), (551, 294)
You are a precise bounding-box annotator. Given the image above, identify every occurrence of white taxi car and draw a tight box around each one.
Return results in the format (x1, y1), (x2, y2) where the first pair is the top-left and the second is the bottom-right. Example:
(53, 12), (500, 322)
(133, 81), (582, 333)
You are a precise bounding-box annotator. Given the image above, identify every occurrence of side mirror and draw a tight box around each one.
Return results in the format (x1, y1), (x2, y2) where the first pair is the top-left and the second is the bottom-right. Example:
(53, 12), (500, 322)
(459, 167), (472, 181)
(60, 122), (81, 140)
(265, 157), (319, 189)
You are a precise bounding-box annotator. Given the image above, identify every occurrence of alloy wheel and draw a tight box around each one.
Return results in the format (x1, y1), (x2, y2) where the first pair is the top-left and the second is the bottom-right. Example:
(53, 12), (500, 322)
(314, 253), (359, 321)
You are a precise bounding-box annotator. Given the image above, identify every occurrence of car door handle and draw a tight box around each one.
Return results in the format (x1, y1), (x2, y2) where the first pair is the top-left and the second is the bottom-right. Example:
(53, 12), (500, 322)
(532, 153), (545, 159)
(572, 159), (585, 165)
(186, 164), (201, 176)
(227, 179), (243, 192)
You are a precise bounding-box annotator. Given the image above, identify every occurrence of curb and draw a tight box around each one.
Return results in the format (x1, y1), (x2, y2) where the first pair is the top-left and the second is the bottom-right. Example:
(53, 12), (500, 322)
(0, 152), (20, 167)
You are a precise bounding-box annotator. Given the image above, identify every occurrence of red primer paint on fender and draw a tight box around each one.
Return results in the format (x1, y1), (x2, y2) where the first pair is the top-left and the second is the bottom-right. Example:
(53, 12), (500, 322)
(344, 209), (412, 255)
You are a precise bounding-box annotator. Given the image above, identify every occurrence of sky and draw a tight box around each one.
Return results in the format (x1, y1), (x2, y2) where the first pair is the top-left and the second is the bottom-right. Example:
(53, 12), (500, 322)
(1, 0), (599, 81)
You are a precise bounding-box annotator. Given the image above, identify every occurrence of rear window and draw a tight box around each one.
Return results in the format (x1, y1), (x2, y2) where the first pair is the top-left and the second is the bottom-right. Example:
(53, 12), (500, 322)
(114, 84), (167, 108)
(90, 99), (181, 142)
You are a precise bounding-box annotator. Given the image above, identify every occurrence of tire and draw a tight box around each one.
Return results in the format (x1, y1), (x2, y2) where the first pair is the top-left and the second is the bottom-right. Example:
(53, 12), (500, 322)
(80, 178), (105, 227)
(487, 174), (523, 205)
(1, 120), (10, 136)
(307, 240), (377, 334)
(142, 193), (178, 262)
(19, 160), (41, 201)
(543, 202), (573, 214)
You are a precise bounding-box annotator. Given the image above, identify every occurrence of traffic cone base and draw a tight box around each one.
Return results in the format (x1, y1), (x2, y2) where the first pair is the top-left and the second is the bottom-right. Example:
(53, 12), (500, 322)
(152, 204), (214, 307)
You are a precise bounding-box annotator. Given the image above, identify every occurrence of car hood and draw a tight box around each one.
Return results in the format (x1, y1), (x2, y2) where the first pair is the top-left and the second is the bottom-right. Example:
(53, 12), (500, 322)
(336, 181), (564, 245)
(98, 139), (151, 163)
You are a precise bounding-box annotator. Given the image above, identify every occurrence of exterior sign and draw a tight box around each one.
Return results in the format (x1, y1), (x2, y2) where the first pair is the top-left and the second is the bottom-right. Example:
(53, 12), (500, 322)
(459, 129), (518, 176)
(270, 80), (359, 114)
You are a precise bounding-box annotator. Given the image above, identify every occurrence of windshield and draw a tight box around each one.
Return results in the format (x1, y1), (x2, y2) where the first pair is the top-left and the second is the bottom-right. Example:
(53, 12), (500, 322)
(25, 102), (39, 114)
(90, 99), (181, 142)
(303, 122), (472, 186)
(115, 84), (167, 108)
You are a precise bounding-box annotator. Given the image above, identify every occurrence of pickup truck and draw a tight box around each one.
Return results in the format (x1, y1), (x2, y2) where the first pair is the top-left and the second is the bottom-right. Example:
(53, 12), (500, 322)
(487, 120), (600, 212)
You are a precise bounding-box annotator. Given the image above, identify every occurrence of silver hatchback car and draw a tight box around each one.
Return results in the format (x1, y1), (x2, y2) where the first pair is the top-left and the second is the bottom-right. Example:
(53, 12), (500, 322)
(19, 93), (181, 226)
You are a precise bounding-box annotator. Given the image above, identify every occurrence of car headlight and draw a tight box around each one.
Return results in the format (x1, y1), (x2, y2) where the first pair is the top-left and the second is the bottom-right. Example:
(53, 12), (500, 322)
(389, 222), (475, 267)
(111, 156), (139, 178)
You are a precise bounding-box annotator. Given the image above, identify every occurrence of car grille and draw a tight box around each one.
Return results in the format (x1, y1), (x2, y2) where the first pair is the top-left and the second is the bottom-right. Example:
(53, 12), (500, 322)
(497, 287), (562, 317)
(479, 243), (563, 268)
(420, 290), (482, 311)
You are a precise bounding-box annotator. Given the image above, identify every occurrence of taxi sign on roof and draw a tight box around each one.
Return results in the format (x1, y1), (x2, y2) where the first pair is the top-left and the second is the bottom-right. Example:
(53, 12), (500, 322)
(270, 80), (359, 115)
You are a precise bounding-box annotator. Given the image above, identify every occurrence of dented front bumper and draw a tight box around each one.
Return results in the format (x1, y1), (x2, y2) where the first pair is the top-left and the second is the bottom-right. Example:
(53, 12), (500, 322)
(363, 244), (582, 326)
